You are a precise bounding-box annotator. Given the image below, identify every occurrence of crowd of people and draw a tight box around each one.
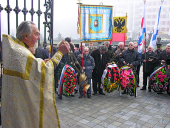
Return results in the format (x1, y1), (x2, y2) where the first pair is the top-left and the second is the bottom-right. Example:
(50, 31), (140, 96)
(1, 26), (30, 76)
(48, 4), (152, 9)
(1, 21), (170, 127)
(50, 37), (170, 99)
(28, 35), (170, 98)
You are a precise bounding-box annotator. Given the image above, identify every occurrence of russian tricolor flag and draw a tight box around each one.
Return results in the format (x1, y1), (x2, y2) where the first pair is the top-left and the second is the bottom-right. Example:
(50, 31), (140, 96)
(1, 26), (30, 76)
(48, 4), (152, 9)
(138, 3), (146, 56)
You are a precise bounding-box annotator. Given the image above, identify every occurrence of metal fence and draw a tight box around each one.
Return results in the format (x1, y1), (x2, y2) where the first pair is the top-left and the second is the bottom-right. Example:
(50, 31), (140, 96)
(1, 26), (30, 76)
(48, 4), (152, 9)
(0, 0), (54, 48)
(0, 0), (54, 88)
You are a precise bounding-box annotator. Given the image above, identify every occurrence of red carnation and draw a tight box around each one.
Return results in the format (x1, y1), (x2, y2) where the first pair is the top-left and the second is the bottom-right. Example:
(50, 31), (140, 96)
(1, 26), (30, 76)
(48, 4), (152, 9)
(64, 80), (66, 82)
(68, 74), (70, 77)
(74, 83), (76, 85)
(73, 79), (76, 82)
(71, 87), (73, 90)
(69, 79), (71, 82)
(67, 83), (69, 85)
(71, 76), (73, 79)
(107, 70), (110, 73)
(67, 77), (69, 79)
(65, 88), (67, 91)
(108, 74), (111, 77)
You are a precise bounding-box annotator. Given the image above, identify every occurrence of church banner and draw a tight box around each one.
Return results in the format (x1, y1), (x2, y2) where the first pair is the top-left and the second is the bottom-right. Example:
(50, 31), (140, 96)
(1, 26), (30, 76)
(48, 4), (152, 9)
(80, 5), (112, 42)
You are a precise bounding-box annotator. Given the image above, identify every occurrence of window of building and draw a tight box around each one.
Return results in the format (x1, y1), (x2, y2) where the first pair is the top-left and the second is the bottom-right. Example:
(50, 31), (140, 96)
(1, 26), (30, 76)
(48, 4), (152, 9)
(153, 8), (156, 12)
(152, 21), (155, 25)
(167, 21), (170, 25)
(163, 14), (166, 18)
(162, 28), (165, 32)
(163, 8), (167, 12)
(147, 21), (150, 25)
(147, 15), (151, 18)
(162, 21), (165, 25)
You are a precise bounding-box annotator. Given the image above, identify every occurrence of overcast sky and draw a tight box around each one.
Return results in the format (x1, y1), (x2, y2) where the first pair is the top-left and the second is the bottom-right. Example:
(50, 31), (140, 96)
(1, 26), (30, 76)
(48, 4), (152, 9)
(0, 0), (115, 40)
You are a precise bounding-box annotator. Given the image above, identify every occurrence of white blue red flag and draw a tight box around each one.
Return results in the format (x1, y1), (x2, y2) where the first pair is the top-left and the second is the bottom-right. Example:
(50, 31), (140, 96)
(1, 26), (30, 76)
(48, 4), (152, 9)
(149, 4), (162, 50)
(138, 3), (146, 55)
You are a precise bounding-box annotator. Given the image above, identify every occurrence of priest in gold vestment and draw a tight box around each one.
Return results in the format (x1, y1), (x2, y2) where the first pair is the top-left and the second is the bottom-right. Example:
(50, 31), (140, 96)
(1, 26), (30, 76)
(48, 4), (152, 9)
(1, 21), (70, 128)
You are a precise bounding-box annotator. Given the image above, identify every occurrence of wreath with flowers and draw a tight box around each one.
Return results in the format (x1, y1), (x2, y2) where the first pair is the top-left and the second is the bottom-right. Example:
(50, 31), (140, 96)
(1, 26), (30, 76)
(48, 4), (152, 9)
(149, 65), (168, 93)
(119, 66), (136, 96)
(102, 64), (120, 93)
(58, 64), (77, 96)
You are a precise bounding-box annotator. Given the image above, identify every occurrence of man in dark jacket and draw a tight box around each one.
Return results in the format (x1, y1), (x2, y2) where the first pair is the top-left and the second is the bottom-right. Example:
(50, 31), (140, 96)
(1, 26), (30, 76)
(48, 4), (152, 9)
(74, 43), (85, 58)
(60, 37), (75, 65)
(115, 42), (124, 67)
(91, 45), (110, 95)
(119, 42), (140, 67)
(155, 43), (163, 59)
(104, 41), (115, 63)
(141, 46), (158, 91)
(158, 43), (170, 65)
(77, 47), (95, 98)
(119, 42), (140, 94)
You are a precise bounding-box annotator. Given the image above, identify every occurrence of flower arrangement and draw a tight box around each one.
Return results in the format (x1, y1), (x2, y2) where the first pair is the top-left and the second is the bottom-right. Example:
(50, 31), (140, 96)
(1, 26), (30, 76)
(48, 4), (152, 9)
(104, 66), (120, 93)
(63, 66), (77, 96)
(149, 65), (168, 92)
(120, 66), (136, 90)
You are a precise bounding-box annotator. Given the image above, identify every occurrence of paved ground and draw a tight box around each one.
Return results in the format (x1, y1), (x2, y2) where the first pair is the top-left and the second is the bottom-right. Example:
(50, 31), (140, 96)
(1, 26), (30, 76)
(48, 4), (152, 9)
(56, 69), (170, 128)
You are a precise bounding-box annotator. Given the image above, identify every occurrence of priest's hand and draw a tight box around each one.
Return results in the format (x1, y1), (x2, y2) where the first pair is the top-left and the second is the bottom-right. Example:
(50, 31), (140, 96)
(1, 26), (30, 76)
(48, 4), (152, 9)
(58, 40), (70, 55)
(44, 59), (49, 62)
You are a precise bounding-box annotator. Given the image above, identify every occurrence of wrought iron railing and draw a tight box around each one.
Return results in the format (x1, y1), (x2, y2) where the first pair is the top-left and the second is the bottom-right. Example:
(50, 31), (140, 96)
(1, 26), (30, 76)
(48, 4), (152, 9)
(0, 0), (54, 87)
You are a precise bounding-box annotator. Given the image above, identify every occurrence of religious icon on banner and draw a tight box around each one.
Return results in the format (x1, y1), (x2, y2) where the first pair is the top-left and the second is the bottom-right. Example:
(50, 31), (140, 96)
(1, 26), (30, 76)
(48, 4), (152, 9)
(113, 16), (127, 33)
(89, 14), (103, 33)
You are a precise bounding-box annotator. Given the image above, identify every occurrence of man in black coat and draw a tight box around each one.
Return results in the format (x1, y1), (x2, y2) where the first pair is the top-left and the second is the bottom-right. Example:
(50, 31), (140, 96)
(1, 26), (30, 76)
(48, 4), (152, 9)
(141, 46), (158, 91)
(119, 42), (140, 94)
(91, 45), (110, 95)
(119, 42), (140, 67)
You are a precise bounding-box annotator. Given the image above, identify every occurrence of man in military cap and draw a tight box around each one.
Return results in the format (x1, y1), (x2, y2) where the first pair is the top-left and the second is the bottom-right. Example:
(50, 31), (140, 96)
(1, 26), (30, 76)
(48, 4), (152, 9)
(155, 37), (163, 59)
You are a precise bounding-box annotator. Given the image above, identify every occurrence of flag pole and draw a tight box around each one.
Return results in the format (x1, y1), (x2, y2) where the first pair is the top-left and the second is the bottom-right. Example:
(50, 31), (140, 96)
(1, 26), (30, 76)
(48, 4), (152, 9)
(124, 12), (127, 50)
(144, 0), (146, 72)
(49, 38), (52, 59)
(144, 33), (146, 72)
